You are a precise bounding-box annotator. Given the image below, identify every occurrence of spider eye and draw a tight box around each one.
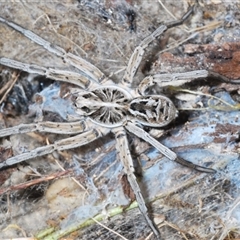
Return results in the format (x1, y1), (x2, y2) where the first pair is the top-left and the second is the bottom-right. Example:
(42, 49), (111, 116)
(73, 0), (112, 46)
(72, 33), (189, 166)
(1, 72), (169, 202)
(82, 106), (90, 113)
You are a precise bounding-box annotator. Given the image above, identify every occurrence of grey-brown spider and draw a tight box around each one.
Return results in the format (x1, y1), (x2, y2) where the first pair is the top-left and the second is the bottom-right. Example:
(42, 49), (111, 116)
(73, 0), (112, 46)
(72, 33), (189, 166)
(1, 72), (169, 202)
(0, 6), (221, 239)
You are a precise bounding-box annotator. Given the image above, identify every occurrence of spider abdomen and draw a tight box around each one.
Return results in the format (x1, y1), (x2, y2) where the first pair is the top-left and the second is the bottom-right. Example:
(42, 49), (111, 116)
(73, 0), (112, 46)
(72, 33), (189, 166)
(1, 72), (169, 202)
(129, 95), (178, 127)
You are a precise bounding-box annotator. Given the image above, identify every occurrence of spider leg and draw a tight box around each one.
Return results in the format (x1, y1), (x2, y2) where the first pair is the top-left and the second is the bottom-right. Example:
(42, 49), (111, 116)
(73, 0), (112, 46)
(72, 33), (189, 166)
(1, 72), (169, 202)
(138, 70), (210, 95)
(121, 6), (194, 88)
(0, 121), (87, 137)
(0, 58), (99, 90)
(114, 127), (161, 239)
(0, 127), (109, 169)
(125, 122), (216, 173)
(0, 16), (106, 83)
(138, 70), (240, 95)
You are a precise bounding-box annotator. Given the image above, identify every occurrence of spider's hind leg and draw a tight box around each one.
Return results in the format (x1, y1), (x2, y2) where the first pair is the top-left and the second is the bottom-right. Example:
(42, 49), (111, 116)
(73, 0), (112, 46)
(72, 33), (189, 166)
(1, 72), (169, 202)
(114, 127), (161, 238)
(125, 122), (216, 174)
(137, 69), (240, 95)
(138, 70), (210, 95)
(121, 5), (195, 88)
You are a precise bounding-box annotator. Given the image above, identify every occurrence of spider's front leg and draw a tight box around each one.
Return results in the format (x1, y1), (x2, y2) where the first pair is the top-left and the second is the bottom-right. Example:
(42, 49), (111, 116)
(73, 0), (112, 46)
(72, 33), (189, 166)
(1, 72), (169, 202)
(0, 121), (86, 138)
(0, 58), (98, 90)
(0, 16), (105, 83)
(114, 127), (161, 239)
(0, 121), (109, 170)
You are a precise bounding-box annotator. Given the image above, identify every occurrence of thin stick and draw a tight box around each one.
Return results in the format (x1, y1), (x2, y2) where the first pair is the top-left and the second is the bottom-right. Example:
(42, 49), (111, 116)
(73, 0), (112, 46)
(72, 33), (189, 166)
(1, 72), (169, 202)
(91, 218), (129, 240)
(158, 0), (177, 20)
(0, 169), (73, 195)
(33, 13), (87, 57)
(0, 71), (20, 105)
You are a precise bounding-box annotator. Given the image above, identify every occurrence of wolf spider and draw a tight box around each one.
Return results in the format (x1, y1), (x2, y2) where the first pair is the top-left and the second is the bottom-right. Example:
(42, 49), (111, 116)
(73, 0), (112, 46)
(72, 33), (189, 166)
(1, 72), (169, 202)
(0, 5), (223, 239)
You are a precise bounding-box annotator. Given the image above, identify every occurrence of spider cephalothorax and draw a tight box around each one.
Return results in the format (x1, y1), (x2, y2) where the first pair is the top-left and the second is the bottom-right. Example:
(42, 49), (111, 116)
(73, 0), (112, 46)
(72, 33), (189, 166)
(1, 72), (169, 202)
(75, 86), (131, 126)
